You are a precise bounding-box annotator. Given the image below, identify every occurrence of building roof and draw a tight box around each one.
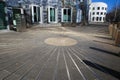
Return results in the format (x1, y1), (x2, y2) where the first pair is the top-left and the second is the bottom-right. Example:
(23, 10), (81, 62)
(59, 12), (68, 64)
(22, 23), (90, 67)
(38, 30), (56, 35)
(90, 2), (107, 7)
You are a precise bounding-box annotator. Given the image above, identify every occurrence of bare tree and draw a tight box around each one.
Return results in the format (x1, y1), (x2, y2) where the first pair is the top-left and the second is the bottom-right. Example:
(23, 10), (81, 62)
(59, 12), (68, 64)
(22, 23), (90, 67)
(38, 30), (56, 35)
(106, 4), (120, 23)
(80, 0), (89, 25)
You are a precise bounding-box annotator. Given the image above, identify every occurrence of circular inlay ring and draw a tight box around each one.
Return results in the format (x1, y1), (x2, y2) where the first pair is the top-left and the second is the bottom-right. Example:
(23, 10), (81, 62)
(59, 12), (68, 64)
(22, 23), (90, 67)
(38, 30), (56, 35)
(44, 37), (77, 46)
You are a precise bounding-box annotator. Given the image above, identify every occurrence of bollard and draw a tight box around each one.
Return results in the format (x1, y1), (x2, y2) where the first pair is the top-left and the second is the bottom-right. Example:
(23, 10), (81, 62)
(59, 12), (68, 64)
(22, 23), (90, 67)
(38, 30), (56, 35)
(115, 29), (120, 46)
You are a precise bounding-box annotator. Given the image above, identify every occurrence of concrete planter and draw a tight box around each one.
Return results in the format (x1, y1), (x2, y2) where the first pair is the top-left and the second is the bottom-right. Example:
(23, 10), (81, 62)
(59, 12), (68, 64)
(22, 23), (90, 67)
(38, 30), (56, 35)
(15, 15), (26, 32)
(13, 8), (27, 32)
(61, 23), (77, 27)
(112, 24), (118, 39)
(117, 22), (120, 28)
(62, 23), (71, 27)
(115, 30), (120, 46)
(71, 23), (77, 27)
(108, 24), (114, 35)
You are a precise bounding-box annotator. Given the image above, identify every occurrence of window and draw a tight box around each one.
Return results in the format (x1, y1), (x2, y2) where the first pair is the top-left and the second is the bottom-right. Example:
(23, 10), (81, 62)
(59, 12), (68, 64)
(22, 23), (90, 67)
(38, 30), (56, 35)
(103, 17), (105, 21)
(96, 17), (99, 21)
(92, 17), (95, 21)
(64, 9), (66, 15)
(102, 7), (104, 10)
(93, 12), (95, 15)
(101, 12), (103, 15)
(97, 12), (99, 15)
(97, 7), (100, 10)
(105, 8), (107, 10)
(93, 7), (95, 10)
(99, 17), (102, 21)
(104, 12), (106, 15)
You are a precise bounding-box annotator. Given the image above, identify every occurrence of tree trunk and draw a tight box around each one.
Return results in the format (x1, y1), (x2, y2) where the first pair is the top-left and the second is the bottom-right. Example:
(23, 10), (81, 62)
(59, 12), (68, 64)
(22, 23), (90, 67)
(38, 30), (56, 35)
(72, 7), (77, 27)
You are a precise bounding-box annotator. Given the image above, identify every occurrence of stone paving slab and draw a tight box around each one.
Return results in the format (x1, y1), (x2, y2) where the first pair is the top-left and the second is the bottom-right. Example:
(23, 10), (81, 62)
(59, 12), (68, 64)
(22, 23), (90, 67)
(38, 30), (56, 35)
(0, 24), (120, 80)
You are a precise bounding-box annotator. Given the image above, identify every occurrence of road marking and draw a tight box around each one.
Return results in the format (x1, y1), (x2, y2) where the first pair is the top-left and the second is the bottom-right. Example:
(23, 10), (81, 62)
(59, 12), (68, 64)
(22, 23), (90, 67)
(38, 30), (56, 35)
(35, 48), (57, 80)
(63, 49), (71, 80)
(66, 50), (87, 80)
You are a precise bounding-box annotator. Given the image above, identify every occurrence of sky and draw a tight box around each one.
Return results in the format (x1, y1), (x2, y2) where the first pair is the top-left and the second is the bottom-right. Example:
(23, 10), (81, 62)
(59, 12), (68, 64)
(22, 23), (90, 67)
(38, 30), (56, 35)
(92, 0), (120, 12)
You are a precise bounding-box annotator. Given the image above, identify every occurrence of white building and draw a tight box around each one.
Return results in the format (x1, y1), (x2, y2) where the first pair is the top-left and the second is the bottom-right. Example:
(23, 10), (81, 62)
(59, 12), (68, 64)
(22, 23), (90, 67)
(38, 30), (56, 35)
(89, 2), (107, 22)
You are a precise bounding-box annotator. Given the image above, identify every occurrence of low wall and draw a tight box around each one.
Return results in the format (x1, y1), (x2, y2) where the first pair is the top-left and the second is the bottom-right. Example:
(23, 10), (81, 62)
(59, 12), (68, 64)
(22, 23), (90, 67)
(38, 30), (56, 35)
(109, 22), (120, 46)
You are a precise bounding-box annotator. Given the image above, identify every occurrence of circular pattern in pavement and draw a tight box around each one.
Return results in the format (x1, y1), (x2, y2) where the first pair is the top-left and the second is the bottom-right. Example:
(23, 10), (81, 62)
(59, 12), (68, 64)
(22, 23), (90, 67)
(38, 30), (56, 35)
(44, 37), (77, 46)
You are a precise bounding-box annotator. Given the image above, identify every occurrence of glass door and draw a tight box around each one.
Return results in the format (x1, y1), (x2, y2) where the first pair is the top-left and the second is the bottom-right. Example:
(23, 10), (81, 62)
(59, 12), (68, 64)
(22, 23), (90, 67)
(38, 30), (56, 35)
(50, 8), (55, 22)
(38, 7), (40, 22)
(34, 6), (37, 22)
(68, 9), (71, 22)
(62, 8), (72, 22)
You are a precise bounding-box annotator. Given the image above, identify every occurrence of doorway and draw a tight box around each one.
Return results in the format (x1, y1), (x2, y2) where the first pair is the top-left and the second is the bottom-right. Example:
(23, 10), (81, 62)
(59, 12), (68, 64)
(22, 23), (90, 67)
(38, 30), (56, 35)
(62, 8), (72, 22)
(48, 6), (58, 23)
(31, 5), (43, 23)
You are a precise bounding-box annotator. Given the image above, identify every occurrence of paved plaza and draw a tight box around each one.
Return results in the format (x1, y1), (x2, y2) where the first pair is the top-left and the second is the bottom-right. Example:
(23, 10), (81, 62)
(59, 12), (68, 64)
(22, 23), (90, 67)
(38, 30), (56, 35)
(0, 24), (120, 80)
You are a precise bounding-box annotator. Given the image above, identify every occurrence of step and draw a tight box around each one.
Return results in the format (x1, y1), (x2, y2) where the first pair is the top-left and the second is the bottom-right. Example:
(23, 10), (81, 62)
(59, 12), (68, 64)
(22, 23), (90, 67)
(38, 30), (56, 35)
(36, 23), (62, 27)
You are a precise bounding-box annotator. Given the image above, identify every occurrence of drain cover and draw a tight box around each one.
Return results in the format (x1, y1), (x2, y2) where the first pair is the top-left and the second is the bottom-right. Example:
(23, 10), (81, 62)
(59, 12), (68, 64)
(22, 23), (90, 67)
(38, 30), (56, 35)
(44, 37), (77, 46)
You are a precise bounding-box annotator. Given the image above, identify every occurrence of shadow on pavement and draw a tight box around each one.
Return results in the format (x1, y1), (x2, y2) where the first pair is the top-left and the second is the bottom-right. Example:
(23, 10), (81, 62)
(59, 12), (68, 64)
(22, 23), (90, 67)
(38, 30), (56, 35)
(94, 36), (113, 40)
(83, 60), (120, 79)
(93, 40), (115, 46)
(89, 47), (120, 57)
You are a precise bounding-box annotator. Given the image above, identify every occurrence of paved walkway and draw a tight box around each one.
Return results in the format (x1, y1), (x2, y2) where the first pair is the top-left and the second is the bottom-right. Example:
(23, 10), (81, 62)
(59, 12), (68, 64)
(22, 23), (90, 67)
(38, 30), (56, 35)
(0, 24), (120, 80)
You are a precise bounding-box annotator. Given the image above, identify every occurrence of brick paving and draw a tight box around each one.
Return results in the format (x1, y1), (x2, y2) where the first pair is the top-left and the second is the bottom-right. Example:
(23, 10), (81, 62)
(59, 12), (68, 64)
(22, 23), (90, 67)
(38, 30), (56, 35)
(0, 24), (120, 80)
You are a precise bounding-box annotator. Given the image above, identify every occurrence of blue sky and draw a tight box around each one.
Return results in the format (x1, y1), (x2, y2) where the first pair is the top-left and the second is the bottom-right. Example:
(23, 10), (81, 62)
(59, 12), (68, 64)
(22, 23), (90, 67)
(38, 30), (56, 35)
(92, 0), (120, 12)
